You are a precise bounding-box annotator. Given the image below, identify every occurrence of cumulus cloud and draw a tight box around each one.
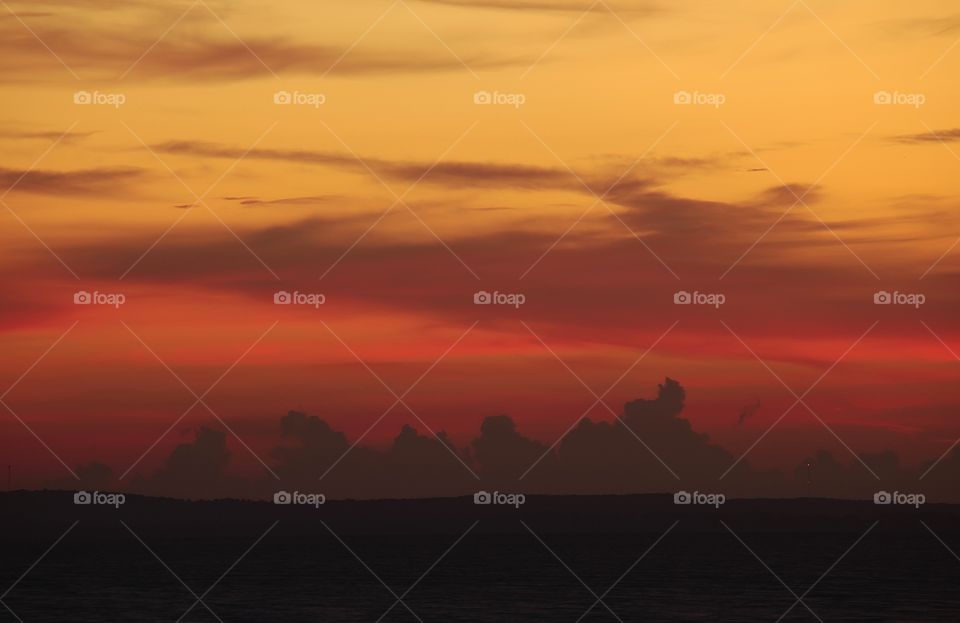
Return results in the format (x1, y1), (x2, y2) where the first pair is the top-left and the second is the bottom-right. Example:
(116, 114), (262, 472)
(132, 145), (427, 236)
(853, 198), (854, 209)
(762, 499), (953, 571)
(130, 426), (247, 499)
(57, 378), (960, 502)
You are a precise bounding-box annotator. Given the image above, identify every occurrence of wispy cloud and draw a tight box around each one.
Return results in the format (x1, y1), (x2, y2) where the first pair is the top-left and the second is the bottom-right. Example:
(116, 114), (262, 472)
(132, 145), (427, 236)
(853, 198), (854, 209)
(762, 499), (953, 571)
(891, 128), (960, 144)
(0, 166), (147, 195)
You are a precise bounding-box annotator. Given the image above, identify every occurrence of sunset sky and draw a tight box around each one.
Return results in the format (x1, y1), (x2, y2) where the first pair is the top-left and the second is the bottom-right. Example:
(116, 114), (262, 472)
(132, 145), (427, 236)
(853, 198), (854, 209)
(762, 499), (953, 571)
(1, 0), (958, 490)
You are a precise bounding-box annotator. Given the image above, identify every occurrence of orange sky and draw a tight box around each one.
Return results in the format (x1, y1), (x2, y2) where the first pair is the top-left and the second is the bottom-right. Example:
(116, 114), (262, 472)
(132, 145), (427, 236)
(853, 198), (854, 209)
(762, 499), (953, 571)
(1, 0), (959, 487)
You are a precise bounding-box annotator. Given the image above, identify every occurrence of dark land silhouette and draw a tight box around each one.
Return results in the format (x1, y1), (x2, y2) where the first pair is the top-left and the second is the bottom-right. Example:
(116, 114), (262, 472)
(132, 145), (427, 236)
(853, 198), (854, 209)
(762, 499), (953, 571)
(2, 490), (959, 622)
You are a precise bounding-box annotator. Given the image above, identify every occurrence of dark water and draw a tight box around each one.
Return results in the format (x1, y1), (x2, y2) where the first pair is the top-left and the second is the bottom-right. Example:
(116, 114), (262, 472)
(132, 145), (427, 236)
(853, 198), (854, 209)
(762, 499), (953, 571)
(3, 525), (958, 621)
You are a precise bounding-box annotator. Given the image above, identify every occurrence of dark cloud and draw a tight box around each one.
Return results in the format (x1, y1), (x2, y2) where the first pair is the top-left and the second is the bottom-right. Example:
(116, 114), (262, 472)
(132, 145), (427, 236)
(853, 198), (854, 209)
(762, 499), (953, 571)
(737, 400), (760, 425)
(130, 426), (247, 500)
(0, 128), (98, 143)
(411, 0), (661, 14)
(152, 140), (576, 190)
(271, 410), (472, 499)
(223, 195), (342, 207)
(891, 128), (960, 144)
(0, 16), (526, 81)
(68, 378), (960, 502)
(0, 11), (54, 19)
(0, 166), (147, 195)
(880, 14), (960, 37)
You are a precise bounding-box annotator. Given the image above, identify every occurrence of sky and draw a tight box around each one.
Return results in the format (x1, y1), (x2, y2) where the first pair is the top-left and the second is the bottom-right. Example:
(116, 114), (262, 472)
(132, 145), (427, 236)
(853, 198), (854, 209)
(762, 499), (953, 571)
(0, 0), (958, 493)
